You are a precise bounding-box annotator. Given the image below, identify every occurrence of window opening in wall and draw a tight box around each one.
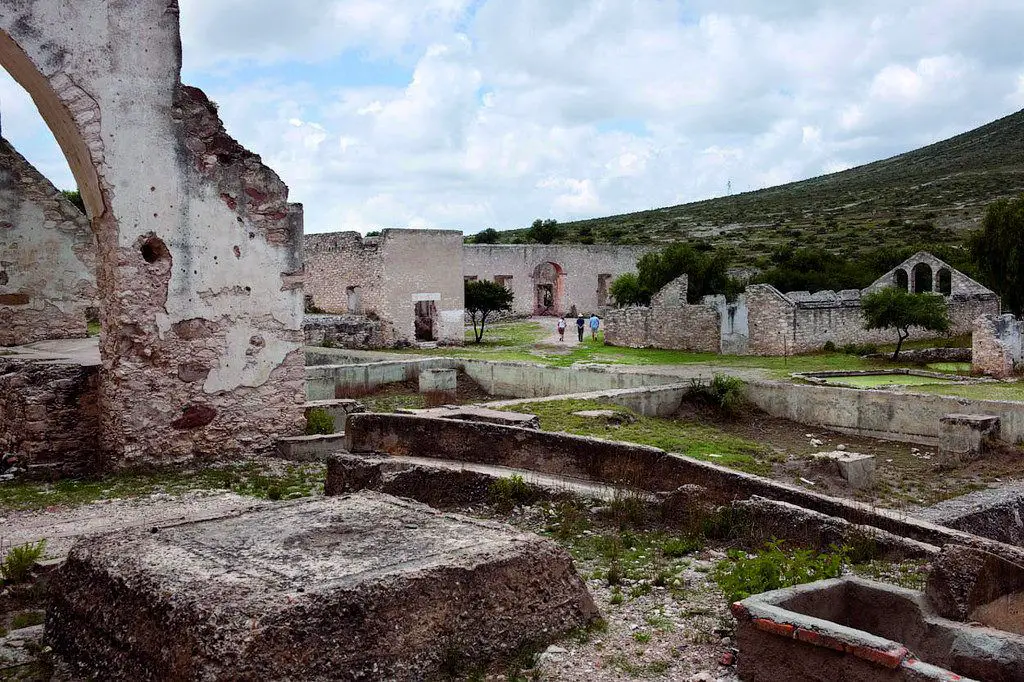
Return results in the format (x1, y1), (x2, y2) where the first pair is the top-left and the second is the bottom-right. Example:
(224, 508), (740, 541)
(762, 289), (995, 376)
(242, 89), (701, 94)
(494, 275), (513, 289)
(464, 275), (478, 283)
(597, 274), (612, 307)
(414, 300), (437, 341)
(894, 269), (909, 292)
(912, 262), (933, 293)
(937, 268), (952, 296)
(346, 285), (362, 314)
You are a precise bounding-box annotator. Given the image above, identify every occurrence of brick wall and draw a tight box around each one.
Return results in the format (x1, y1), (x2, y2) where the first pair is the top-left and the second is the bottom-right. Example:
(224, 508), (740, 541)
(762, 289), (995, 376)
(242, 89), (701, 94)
(0, 358), (100, 475)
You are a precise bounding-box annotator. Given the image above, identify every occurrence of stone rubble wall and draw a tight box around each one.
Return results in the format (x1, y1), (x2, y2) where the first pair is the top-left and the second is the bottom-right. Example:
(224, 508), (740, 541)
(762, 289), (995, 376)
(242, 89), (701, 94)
(604, 304), (720, 352)
(2, 1), (306, 466)
(303, 314), (393, 349)
(0, 358), (100, 474)
(0, 137), (97, 346)
(972, 314), (1024, 378)
(303, 232), (385, 316)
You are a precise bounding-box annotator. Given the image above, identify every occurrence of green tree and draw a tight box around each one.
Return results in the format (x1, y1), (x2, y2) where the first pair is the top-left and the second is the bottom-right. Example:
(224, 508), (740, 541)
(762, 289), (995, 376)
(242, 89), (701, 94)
(608, 272), (643, 307)
(61, 189), (85, 213)
(465, 279), (514, 343)
(861, 288), (950, 360)
(527, 218), (561, 244)
(471, 228), (500, 244)
(970, 194), (1024, 315)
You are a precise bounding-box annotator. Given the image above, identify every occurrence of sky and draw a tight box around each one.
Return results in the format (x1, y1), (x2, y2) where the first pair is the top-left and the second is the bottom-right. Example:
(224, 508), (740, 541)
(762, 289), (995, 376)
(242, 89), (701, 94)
(1, 0), (1023, 235)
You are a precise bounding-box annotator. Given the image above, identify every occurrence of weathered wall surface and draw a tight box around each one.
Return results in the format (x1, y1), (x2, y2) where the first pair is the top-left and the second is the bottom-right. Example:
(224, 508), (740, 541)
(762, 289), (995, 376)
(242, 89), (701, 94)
(973, 314), (1023, 378)
(604, 305), (720, 352)
(0, 358), (100, 474)
(304, 229), (463, 345)
(0, 137), (96, 345)
(303, 314), (391, 349)
(463, 244), (650, 316)
(1, 1), (306, 466)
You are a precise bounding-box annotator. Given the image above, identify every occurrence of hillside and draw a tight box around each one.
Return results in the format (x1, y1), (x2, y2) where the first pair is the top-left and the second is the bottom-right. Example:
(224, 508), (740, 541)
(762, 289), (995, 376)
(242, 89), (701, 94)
(498, 109), (1024, 267)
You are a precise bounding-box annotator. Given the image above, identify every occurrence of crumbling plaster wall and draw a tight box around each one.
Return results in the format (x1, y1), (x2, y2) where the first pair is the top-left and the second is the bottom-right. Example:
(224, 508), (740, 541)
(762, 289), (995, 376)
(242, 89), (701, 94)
(0, 1), (305, 466)
(973, 314), (1023, 378)
(463, 244), (651, 316)
(0, 137), (96, 345)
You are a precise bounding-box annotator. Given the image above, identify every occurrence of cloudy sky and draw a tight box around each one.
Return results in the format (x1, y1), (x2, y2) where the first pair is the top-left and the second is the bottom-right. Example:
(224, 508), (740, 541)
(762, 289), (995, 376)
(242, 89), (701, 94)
(2, 0), (1023, 235)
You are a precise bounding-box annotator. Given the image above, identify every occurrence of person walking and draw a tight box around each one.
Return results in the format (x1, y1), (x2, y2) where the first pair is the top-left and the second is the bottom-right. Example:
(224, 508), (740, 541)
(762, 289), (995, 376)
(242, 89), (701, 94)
(589, 313), (600, 340)
(576, 314), (586, 342)
(557, 316), (566, 342)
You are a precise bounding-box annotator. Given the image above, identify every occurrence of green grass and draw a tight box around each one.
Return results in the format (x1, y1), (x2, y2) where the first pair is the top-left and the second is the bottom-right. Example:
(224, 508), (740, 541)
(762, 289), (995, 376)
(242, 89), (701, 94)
(87, 320), (101, 337)
(503, 399), (776, 475)
(911, 381), (1024, 402)
(825, 373), (960, 388)
(926, 362), (972, 373)
(0, 461), (325, 512)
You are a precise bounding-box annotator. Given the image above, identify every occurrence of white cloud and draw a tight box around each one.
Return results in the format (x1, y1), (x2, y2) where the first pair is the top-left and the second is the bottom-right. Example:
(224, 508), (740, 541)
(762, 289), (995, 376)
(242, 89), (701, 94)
(1, 0), (1022, 235)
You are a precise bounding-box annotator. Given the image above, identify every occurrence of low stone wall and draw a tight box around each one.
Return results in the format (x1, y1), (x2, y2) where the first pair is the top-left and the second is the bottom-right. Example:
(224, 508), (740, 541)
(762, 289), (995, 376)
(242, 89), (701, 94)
(604, 305), (720, 352)
(458, 358), (679, 398)
(744, 380), (1024, 445)
(484, 384), (689, 418)
(304, 357), (456, 401)
(0, 358), (100, 474)
(344, 413), (1024, 562)
(303, 314), (392, 349)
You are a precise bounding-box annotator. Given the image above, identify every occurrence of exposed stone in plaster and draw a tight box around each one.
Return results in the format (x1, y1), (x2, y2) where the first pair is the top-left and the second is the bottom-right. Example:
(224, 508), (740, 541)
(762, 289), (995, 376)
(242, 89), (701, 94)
(0, 137), (96, 345)
(972, 314), (1023, 378)
(0, 0), (305, 466)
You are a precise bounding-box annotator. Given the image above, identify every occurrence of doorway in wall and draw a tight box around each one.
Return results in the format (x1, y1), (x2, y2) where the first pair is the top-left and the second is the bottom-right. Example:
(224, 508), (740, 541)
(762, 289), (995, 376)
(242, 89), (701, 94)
(532, 261), (564, 315)
(414, 300), (437, 341)
(346, 285), (362, 313)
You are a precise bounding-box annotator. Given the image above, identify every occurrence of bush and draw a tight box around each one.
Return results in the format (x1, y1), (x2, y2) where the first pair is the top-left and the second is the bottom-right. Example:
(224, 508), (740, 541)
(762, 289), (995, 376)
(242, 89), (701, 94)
(305, 408), (334, 435)
(687, 374), (746, 416)
(1, 540), (46, 583)
(839, 342), (878, 356)
(712, 540), (848, 603)
(822, 341), (836, 352)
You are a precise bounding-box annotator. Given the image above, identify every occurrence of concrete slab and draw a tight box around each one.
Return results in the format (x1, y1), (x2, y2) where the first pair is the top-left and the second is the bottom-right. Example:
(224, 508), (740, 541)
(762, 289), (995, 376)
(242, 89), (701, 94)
(275, 433), (348, 460)
(48, 492), (598, 680)
(938, 413), (1000, 466)
(405, 404), (540, 429)
(811, 450), (876, 489)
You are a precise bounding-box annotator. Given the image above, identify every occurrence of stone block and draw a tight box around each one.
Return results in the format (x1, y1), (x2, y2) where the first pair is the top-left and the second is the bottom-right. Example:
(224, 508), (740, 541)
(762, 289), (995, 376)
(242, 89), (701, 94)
(275, 433), (349, 460)
(303, 398), (366, 433)
(408, 405), (540, 429)
(938, 414), (1000, 466)
(419, 367), (457, 394)
(812, 450), (876, 489)
(925, 544), (1024, 633)
(48, 493), (598, 680)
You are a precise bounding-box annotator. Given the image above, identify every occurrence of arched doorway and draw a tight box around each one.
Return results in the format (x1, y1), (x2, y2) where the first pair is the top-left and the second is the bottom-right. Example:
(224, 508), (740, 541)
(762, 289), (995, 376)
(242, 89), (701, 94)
(0, 2), (305, 467)
(912, 262), (933, 293)
(532, 261), (565, 316)
(894, 269), (909, 292)
(937, 268), (952, 296)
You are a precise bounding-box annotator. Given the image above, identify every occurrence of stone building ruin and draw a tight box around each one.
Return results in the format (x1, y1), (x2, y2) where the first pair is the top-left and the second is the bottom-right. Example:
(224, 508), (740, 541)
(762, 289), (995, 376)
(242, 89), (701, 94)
(303, 232), (650, 347)
(0, 0), (306, 467)
(973, 313), (1024, 378)
(0, 137), (97, 345)
(606, 251), (999, 355)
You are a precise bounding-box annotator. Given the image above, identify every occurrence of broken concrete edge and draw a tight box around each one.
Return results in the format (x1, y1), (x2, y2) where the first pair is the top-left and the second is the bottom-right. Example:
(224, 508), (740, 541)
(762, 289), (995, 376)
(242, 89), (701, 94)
(275, 433), (348, 461)
(344, 412), (1024, 565)
(730, 577), (985, 681)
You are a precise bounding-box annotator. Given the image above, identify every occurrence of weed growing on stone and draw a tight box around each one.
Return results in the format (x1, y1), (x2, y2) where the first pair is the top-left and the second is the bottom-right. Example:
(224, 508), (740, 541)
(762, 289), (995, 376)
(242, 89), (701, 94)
(488, 474), (538, 512)
(686, 374), (747, 416)
(10, 610), (44, 629)
(712, 540), (849, 603)
(305, 408), (334, 435)
(851, 558), (930, 590)
(1, 540), (46, 583)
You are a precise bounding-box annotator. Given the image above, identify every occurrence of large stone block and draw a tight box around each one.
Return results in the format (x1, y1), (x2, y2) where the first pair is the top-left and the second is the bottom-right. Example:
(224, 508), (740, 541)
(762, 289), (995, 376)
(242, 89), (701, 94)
(47, 492), (598, 680)
(938, 414), (1000, 466)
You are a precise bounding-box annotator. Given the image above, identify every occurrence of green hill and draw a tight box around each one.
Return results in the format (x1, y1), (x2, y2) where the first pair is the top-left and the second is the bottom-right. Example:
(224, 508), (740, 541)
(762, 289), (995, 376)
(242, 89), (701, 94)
(498, 109), (1024, 267)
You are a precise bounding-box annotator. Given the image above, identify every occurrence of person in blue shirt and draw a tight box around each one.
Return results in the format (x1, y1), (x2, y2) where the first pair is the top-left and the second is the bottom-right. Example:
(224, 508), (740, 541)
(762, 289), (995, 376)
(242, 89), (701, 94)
(589, 313), (600, 340)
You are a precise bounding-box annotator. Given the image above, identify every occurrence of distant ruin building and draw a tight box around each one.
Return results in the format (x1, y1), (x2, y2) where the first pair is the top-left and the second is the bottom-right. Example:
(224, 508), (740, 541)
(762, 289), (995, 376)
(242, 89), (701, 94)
(605, 251), (999, 355)
(0, 137), (97, 345)
(303, 231), (650, 346)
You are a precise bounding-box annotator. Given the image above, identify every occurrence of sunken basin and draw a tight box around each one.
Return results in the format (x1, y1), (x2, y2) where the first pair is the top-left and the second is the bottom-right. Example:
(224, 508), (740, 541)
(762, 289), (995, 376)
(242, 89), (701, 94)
(732, 576), (1024, 681)
(46, 492), (598, 680)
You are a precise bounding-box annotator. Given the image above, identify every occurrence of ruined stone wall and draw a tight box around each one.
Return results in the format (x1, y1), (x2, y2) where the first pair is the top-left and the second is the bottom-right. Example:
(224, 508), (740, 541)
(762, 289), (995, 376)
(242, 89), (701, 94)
(0, 358), (100, 474)
(0, 138), (96, 345)
(1, 1), (306, 466)
(463, 244), (651, 316)
(303, 314), (390, 350)
(378, 229), (464, 345)
(603, 305), (720, 352)
(303, 232), (385, 316)
(973, 314), (1023, 378)
(746, 285), (795, 355)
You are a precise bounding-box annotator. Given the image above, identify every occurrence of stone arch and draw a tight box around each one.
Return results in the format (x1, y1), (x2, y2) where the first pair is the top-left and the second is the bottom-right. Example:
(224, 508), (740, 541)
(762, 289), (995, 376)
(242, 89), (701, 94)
(532, 261), (565, 316)
(912, 262), (933, 293)
(937, 267), (952, 296)
(894, 269), (909, 292)
(0, 1), (305, 468)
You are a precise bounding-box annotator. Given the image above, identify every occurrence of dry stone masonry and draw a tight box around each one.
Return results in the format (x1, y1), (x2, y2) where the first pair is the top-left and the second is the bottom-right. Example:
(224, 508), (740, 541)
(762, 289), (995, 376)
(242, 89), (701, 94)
(0, 137), (96, 346)
(1, 0), (306, 467)
(973, 314), (1023, 378)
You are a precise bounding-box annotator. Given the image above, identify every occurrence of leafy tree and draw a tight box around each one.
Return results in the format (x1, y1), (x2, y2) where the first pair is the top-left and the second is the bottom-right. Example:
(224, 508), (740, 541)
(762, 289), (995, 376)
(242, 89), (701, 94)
(970, 194), (1024, 315)
(471, 228), (500, 244)
(608, 272), (643, 307)
(465, 279), (514, 343)
(365, 230), (381, 237)
(527, 218), (561, 244)
(861, 288), (950, 360)
(61, 189), (85, 213)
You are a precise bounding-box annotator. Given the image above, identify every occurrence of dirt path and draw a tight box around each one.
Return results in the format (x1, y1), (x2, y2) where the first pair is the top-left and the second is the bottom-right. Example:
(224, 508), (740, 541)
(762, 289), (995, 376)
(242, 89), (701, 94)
(533, 315), (585, 347)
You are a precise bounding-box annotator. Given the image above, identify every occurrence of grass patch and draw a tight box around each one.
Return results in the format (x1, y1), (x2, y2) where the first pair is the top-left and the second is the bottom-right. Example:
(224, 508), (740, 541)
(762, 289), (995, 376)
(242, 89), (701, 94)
(10, 611), (44, 629)
(911, 381), (1024, 402)
(305, 408), (334, 435)
(488, 474), (538, 512)
(1, 540), (46, 583)
(712, 540), (848, 603)
(826, 373), (960, 388)
(0, 461), (325, 512)
(501, 399), (776, 475)
(851, 559), (930, 590)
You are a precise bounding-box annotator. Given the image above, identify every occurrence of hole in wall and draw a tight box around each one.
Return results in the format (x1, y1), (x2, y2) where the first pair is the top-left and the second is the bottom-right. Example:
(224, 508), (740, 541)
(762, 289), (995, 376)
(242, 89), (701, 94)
(140, 235), (169, 263)
(0, 271), (7, 286)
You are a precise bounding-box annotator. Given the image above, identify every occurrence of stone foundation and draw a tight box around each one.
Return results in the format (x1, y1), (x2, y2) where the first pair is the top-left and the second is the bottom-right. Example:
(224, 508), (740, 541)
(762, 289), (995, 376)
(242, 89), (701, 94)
(303, 313), (393, 349)
(0, 358), (100, 475)
(47, 493), (597, 680)
(937, 413), (1000, 466)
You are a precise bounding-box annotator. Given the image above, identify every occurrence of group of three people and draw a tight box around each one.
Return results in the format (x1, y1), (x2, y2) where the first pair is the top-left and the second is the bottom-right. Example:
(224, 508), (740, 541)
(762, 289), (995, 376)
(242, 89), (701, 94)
(556, 313), (600, 342)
